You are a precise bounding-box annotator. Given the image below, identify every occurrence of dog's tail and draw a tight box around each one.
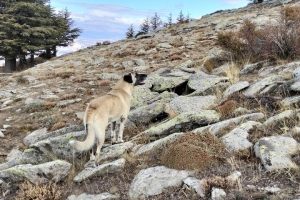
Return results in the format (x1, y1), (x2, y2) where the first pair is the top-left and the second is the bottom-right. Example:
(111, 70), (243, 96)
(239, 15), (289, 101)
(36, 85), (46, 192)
(69, 103), (95, 151)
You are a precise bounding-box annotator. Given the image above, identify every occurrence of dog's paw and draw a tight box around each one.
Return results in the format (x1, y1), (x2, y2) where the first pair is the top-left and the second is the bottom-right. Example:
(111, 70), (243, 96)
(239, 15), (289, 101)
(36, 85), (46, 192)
(84, 160), (97, 168)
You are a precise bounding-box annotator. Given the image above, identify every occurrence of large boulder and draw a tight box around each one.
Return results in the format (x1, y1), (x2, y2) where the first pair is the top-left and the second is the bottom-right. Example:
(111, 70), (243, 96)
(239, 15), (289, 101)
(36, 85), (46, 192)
(146, 70), (190, 92)
(128, 102), (166, 125)
(220, 121), (262, 152)
(30, 130), (86, 160)
(254, 136), (300, 170)
(167, 95), (218, 115)
(0, 148), (46, 171)
(0, 160), (72, 185)
(187, 71), (228, 94)
(129, 166), (193, 200)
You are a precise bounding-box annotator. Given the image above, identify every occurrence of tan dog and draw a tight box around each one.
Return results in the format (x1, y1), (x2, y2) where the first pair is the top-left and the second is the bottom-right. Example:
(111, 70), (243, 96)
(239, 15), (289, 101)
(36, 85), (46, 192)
(69, 72), (147, 163)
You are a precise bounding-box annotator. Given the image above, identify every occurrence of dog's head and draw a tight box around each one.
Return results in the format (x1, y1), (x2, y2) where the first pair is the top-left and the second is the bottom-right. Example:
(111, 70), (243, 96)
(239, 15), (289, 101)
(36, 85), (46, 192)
(124, 72), (147, 86)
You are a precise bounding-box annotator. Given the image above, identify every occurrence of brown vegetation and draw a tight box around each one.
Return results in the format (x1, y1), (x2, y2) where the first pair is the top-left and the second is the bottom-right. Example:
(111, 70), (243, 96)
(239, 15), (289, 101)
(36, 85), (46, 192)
(161, 132), (229, 170)
(217, 6), (300, 62)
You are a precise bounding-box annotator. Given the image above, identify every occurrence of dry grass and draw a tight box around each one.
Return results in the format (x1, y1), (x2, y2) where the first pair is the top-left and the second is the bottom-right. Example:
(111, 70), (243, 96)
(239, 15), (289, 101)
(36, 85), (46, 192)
(217, 100), (238, 119)
(223, 62), (240, 84)
(15, 180), (63, 200)
(171, 37), (185, 47)
(202, 57), (224, 73)
(60, 94), (77, 100)
(99, 79), (112, 86)
(50, 121), (66, 131)
(169, 54), (182, 61)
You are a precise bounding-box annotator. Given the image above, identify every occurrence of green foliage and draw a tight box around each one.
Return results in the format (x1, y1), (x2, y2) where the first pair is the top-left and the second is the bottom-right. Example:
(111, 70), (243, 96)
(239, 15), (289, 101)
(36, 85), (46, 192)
(150, 12), (162, 31)
(0, 0), (81, 71)
(140, 17), (150, 34)
(177, 10), (185, 23)
(126, 24), (134, 39)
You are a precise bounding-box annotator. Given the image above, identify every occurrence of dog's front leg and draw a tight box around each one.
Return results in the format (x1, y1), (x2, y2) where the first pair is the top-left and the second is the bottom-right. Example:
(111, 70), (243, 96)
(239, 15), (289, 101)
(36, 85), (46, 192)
(117, 117), (126, 143)
(111, 121), (117, 144)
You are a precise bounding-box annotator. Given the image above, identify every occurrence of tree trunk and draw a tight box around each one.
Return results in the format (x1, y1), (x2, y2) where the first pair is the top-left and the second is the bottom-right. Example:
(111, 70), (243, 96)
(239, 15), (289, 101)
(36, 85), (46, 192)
(19, 54), (27, 70)
(52, 46), (57, 57)
(30, 50), (34, 63)
(4, 56), (16, 73)
(46, 48), (51, 59)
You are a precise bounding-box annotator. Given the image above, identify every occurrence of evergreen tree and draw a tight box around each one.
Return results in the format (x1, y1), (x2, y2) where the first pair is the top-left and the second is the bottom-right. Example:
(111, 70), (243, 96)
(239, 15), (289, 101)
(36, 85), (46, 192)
(167, 13), (172, 27)
(126, 24), (134, 39)
(45, 8), (81, 58)
(0, 0), (81, 72)
(177, 10), (185, 23)
(185, 13), (191, 23)
(150, 12), (162, 31)
(140, 17), (150, 34)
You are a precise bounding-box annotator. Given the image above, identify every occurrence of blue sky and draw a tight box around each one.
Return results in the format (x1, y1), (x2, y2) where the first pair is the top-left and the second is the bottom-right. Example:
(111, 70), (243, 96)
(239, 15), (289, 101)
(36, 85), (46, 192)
(50, 0), (249, 55)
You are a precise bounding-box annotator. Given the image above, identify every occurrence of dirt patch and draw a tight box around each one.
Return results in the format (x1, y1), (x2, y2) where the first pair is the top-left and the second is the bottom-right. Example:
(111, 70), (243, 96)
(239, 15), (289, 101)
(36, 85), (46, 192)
(161, 132), (229, 171)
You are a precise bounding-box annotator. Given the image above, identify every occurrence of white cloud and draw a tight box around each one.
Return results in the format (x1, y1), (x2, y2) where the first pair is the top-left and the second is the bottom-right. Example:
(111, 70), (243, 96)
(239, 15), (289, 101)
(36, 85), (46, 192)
(56, 40), (83, 56)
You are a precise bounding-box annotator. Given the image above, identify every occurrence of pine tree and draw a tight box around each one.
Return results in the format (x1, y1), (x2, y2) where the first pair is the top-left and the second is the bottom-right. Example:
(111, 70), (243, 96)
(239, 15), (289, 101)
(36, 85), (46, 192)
(150, 12), (162, 31)
(177, 10), (185, 24)
(126, 24), (134, 39)
(0, 0), (81, 72)
(140, 17), (150, 34)
(185, 13), (191, 23)
(167, 13), (172, 27)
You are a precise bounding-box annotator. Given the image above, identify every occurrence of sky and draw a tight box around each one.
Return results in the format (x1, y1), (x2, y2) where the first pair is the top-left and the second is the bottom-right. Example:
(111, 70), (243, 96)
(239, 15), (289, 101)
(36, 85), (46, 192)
(50, 0), (249, 56)
(0, 0), (249, 66)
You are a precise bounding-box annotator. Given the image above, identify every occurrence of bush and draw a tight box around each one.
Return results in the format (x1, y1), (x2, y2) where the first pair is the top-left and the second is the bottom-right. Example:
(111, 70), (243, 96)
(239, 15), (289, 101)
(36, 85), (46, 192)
(161, 132), (228, 170)
(217, 6), (300, 62)
(15, 180), (63, 200)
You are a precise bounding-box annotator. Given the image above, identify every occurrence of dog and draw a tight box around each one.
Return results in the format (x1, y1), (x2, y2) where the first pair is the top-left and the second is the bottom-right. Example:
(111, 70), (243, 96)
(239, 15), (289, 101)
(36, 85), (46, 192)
(69, 72), (147, 163)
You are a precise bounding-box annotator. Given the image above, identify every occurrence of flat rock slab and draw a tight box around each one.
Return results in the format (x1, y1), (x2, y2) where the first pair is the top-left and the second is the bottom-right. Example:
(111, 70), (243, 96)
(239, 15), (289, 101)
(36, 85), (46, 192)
(193, 113), (265, 135)
(23, 125), (84, 147)
(73, 158), (126, 182)
(187, 71), (228, 91)
(168, 95), (217, 114)
(223, 81), (250, 97)
(243, 75), (284, 97)
(263, 110), (295, 127)
(97, 142), (134, 162)
(128, 102), (165, 124)
(141, 110), (220, 137)
(129, 166), (193, 200)
(67, 193), (117, 200)
(134, 132), (184, 156)
(254, 136), (300, 170)
(0, 160), (71, 184)
(30, 130), (86, 160)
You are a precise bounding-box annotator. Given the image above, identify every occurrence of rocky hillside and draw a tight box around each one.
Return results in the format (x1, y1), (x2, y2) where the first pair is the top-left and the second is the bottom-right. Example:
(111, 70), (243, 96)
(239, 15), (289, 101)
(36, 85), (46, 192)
(1, 0), (300, 199)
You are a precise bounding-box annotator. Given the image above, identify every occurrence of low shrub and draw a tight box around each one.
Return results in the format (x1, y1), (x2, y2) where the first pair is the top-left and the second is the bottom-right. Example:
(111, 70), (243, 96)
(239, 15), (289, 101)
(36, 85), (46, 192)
(217, 6), (300, 62)
(15, 180), (63, 200)
(161, 132), (228, 170)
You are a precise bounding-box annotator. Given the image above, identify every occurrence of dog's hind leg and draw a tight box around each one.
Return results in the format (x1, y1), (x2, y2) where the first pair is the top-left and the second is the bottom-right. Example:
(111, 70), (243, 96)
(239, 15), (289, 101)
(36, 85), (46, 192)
(111, 121), (117, 144)
(93, 116), (108, 164)
(117, 116), (126, 143)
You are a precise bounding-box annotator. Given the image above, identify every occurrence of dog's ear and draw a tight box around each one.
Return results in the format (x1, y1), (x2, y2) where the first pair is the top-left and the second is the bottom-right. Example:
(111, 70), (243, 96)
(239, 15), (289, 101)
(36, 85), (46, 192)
(123, 73), (133, 83)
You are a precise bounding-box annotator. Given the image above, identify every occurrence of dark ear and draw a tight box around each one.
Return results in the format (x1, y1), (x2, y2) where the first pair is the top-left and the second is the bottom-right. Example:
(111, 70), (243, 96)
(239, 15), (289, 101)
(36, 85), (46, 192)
(123, 73), (133, 83)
